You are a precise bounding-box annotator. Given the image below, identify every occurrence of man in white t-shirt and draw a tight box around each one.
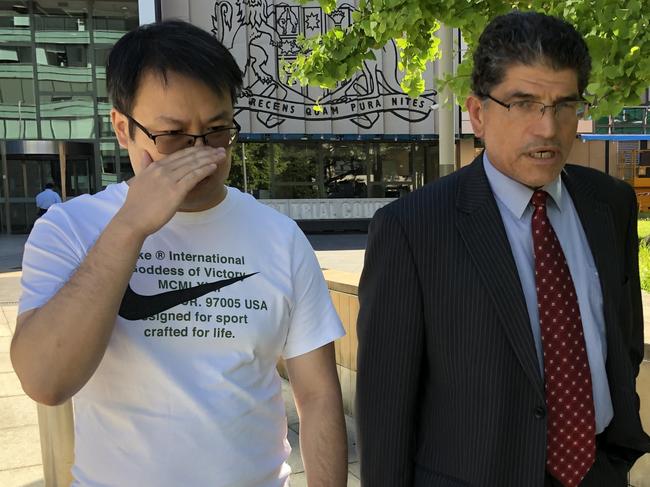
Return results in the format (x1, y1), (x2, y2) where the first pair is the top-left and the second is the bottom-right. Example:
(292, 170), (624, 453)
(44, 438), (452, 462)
(35, 182), (61, 217)
(11, 20), (347, 487)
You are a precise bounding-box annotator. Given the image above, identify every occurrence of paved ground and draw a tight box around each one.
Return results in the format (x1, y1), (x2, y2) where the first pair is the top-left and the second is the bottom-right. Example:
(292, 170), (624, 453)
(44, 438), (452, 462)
(0, 269), (42, 487)
(0, 235), (27, 276)
(308, 233), (367, 274)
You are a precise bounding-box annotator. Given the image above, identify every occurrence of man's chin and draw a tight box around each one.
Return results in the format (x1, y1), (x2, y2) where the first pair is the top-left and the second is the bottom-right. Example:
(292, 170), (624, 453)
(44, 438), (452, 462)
(518, 165), (565, 189)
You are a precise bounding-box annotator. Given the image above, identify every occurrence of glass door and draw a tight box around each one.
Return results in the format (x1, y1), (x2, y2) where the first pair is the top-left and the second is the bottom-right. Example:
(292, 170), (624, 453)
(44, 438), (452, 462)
(4, 156), (61, 232)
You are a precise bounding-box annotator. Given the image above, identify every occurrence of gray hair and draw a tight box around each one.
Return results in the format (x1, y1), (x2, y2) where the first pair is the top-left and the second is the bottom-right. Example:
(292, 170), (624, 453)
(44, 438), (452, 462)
(472, 11), (591, 97)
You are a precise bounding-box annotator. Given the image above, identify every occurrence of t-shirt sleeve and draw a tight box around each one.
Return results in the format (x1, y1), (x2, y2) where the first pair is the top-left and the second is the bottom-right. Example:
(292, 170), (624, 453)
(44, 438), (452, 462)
(19, 206), (84, 315)
(282, 226), (345, 359)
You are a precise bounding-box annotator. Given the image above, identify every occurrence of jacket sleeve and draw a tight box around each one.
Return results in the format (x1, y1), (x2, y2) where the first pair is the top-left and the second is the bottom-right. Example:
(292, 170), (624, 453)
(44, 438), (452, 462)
(605, 183), (650, 463)
(622, 184), (644, 377)
(356, 205), (425, 485)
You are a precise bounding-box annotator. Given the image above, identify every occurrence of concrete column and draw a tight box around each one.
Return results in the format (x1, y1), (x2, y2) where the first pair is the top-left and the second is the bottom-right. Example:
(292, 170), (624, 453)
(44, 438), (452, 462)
(58, 142), (67, 201)
(437, 24), (456, 177)
(242, 143), (248, 193)
(1, 141), (10, 234)
(138, 0), (159, 24)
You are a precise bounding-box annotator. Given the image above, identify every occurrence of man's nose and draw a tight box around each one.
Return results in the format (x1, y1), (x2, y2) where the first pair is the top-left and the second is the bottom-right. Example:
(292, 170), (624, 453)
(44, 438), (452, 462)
(532, 107), (561, 138)
(193, 135), (207, 147)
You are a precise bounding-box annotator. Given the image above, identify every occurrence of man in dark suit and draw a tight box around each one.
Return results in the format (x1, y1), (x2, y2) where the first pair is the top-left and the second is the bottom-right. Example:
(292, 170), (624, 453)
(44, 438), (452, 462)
(357, 11), (650, 487)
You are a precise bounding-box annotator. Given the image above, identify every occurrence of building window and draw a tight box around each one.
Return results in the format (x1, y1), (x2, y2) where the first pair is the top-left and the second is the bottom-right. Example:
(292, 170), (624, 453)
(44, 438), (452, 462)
(272, 142), (320, 198)
(229, 140), (440, 200)
(228, 143), (272, 197)
(0, 3), (30, 32)
(34, 1), (89, 33)
(378, 143), (413, 197)
(324, 143), (369, 198)
(93, 2), (139, 40)
(0, 46), (33, 63)
(36, 44), (88, 68)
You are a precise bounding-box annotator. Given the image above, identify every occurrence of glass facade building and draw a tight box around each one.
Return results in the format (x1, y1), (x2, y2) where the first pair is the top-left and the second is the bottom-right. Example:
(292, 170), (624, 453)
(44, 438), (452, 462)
(0, 0), (139, 232)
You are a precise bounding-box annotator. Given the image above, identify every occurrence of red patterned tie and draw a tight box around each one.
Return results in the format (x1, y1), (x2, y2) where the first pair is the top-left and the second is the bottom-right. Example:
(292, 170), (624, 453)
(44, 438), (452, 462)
(531, 190), (596, 487)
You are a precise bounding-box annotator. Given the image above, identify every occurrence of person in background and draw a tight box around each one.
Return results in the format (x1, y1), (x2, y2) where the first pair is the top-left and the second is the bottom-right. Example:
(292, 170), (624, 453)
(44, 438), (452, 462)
(35, 182), (61, 217)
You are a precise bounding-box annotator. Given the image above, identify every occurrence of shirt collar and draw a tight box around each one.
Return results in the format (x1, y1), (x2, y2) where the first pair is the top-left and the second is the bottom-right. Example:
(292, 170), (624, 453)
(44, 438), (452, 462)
(482, 152), (562, 219)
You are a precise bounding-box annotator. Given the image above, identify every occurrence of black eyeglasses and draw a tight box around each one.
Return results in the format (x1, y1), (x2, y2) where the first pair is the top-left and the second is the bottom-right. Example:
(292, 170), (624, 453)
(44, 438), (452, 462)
(125, 114), (241, 154)
(484, 94), (590, 122)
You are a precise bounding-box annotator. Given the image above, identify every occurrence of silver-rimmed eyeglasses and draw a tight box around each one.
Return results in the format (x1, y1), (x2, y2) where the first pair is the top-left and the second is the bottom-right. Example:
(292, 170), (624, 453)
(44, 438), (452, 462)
(484, 94), (590, 122)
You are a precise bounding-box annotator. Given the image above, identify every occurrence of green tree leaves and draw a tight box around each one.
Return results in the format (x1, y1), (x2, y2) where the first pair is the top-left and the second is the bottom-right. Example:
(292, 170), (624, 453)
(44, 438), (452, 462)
(287, 0), (650, 118)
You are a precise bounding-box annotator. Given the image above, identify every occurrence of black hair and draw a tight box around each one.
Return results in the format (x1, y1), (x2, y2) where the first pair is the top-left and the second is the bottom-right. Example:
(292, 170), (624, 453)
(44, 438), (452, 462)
(472, 11), (591, 97)
(44, 182), (54, 189)
(106, 20), (243, 137)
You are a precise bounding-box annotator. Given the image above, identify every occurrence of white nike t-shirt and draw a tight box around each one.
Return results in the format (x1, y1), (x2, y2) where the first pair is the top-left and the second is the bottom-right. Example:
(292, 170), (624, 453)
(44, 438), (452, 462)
(19, 184), (344, 487)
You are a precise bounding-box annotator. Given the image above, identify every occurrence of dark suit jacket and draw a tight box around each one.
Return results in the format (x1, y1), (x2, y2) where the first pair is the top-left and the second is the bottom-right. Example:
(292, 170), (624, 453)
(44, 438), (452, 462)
(356, 155), (650, 486)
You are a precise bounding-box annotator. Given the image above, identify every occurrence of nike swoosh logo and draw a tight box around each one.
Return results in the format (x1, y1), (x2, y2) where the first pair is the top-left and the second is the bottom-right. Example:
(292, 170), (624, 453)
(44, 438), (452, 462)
(118, 273), (259, 320)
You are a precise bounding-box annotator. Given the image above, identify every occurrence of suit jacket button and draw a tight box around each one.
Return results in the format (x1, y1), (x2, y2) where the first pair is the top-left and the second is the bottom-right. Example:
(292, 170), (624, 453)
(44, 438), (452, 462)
(534, 406), (546, 419)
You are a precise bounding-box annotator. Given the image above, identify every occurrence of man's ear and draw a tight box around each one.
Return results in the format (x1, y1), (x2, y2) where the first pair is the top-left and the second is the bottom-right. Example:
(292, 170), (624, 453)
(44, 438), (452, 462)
(466, 94), (486, 139)
(111, 108), (131, 149)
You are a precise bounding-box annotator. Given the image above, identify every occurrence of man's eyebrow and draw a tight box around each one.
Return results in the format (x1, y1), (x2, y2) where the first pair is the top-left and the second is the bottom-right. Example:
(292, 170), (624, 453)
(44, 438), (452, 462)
(554, 94), (584, 103)
(206, 112), (231, 124)
(502, 91), (537, 100)
(154, 115), (186, 125)
(153, 113), (231, 125)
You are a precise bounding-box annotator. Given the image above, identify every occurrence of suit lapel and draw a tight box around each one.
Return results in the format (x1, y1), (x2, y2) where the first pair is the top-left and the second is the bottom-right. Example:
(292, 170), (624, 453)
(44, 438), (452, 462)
(562, 168), (618, 337)
(455, 156), (545, 400)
